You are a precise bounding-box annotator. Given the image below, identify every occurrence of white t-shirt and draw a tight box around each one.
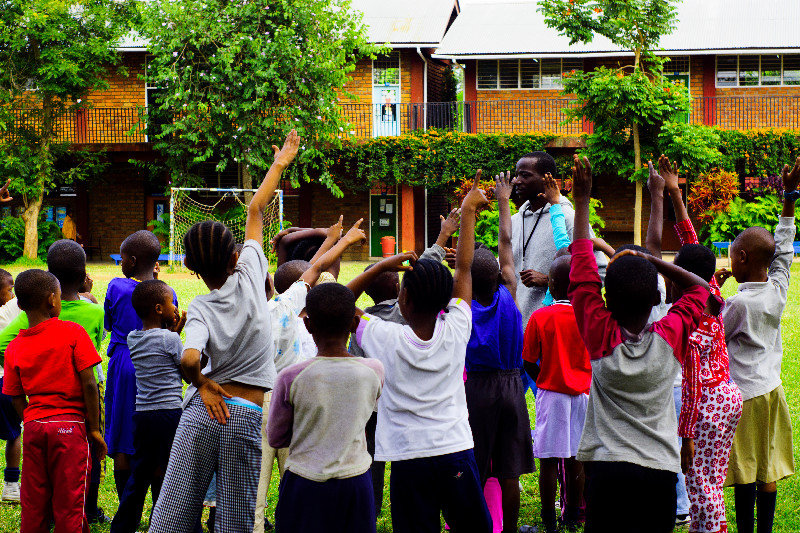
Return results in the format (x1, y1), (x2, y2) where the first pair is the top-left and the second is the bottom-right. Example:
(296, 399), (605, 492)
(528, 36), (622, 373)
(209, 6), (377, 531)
(183, 240), (276, 404)
(354, 298), (474, 462)
(269, 280), (316, 374)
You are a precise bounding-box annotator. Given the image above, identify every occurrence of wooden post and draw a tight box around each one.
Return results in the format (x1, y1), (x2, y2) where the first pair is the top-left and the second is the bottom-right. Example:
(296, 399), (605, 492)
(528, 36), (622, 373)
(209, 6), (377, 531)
(400, 185), (415, 252)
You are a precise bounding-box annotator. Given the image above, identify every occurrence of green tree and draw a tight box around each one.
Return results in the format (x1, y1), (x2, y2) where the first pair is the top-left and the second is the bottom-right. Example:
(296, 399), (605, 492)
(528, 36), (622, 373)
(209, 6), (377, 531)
(140, 0), (381, 198)
(0, 0), (136, 259)
(539, 0), (689, 244)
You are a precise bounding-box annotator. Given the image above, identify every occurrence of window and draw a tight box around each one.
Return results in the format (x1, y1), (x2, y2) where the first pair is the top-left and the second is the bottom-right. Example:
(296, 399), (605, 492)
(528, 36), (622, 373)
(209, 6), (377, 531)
(373, 52), (400, 86)
(716, 55), (800, 87)
(664, 56), (690, 76)
(477, 58), (583, 90)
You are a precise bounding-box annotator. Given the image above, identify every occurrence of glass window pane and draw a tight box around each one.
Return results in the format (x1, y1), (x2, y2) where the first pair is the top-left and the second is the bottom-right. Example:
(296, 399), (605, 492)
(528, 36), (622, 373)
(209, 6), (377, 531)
(665, 56), (689, 75)
(499, 60), (519, 89)
(739, 56), (759, 86)
(520, 59), (539, 89)
(541, 59), (562, 89)
(716, 56), (737, 86)
(373, 52), (400, 86)
(761, 55), (781, 86)
(562, 59), (583, 76)
(477, 60), (498, 90)
(784, 55), (800, 85)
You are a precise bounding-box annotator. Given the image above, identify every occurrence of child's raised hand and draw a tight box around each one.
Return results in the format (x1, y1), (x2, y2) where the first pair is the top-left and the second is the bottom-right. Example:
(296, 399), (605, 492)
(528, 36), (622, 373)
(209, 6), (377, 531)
(439, 208), (461, 239)
(0, 179), (13, 203)
(327, 215), (344, 241)
(272, 129), (301, 168)
(572, 154), (592, 201)
(444, 247), (457, 269)
(538, 172), (560, 205)
(495, 171), (514, 203)
(647, 161), (665, 193)
(782, 156), (800, 191)
(462, 170), (489, 211)
(714, 268), (733, 287)
(381, 251), (418, 272)
(658, 154), (680, 191)
(343, 218), (367, 246)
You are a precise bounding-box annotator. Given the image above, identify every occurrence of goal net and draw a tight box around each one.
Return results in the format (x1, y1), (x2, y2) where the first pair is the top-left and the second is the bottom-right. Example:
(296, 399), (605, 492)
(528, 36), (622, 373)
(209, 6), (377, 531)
(168, 188), (283, 265)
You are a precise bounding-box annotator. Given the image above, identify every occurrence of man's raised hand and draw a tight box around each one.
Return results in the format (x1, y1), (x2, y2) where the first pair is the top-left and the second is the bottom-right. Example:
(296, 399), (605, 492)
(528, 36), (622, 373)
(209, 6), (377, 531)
(0, 179), (13, 203)
(572, 154), (592, 201)
(272, 129), (301, 168)
(658, 154), (680, 192)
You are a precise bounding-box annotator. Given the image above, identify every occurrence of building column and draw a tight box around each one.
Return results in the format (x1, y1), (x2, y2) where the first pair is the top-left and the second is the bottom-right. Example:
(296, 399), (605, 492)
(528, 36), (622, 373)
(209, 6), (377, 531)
(702, 56), (717, 126)
(464, 61), (478, 133)
(298, 182), (313, 228)
(400, 185), (415, 252)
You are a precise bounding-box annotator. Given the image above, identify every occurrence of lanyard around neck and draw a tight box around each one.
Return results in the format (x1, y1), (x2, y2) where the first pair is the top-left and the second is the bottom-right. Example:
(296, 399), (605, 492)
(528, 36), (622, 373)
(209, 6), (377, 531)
(521, 205), (545, 259)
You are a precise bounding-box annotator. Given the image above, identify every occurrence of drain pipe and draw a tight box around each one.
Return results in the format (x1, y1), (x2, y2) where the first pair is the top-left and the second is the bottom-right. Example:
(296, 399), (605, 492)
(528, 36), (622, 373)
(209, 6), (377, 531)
(416, 46), (428, 131)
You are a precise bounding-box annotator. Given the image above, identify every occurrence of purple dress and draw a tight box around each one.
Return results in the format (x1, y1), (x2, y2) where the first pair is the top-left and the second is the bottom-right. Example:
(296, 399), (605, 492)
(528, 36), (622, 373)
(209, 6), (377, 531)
(104, 277), (177, 456)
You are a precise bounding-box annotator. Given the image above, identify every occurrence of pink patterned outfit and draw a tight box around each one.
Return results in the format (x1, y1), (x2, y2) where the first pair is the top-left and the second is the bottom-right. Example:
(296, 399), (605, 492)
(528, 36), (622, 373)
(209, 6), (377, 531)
(675, 220), (744, 533)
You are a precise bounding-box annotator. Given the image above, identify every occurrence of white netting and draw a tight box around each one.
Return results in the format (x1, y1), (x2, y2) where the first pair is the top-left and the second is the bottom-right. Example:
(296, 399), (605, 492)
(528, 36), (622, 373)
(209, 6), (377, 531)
(169, 189), (283, 264)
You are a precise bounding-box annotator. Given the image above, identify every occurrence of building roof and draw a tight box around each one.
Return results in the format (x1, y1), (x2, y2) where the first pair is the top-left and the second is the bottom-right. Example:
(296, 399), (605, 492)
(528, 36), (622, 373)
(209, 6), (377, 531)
(351, 0), (460, 46)
(115, 30), (147, 52)
(433, 0), (800, 58)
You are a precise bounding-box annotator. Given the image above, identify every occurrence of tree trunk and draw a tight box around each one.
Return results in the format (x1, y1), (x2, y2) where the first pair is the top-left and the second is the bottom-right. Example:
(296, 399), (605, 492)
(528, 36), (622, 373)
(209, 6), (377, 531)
(242, 163), (253, 205)
(21, 191), (43, 260)
(632, 121), (643, 245)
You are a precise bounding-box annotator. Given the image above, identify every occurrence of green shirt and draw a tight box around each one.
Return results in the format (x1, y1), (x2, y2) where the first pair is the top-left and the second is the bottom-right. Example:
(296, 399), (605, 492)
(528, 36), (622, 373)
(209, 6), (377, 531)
(0, 299), (105, 381)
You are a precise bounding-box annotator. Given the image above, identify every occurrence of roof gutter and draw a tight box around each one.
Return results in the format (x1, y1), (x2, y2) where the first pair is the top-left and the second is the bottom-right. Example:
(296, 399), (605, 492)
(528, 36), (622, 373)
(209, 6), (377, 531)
(432, 48), (800, 60)
(416, 46), (428, 132)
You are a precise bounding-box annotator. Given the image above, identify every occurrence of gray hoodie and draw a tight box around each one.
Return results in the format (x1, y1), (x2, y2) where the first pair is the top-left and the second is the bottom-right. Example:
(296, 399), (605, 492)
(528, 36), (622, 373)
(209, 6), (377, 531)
(511, 197), (608, 323)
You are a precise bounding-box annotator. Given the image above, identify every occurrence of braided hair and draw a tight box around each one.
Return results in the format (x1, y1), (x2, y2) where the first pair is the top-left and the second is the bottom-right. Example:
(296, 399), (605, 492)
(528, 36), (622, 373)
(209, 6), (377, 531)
(183, 221), (236, 279)
(401, 258), (453, 315)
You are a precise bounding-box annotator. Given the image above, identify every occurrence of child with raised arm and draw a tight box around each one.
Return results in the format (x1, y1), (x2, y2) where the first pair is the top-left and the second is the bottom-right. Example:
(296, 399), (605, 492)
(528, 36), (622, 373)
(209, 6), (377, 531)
(149, 129), (300, 533)
(720, 157), (800, 533)
(104, 229), (174, 499)
(464, 171), (533, 533)
(3, 269), (106, 532)
(111, 280), (187, 533)
(254, 216), (366, 533)
(654, 155), (743, 533)
(568, 154), (710, 533)
(267, 283), (384, 533)
(349, 174), (492, 533)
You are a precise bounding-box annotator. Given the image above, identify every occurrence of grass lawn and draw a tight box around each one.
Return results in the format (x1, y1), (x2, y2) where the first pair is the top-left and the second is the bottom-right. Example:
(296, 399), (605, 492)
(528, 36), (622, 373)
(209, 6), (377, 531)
(0, 260), (799, 532)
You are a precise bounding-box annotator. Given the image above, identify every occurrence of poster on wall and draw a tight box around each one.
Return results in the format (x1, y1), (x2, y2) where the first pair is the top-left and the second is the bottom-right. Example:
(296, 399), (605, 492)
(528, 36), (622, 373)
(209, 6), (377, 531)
(45, 207), (55, 222)
(56, 206), (67, 228)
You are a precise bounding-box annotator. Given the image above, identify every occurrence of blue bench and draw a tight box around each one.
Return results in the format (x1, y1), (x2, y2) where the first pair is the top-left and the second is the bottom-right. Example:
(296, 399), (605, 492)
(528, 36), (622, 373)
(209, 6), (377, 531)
(714, 242), (800, 255)
(109, 253), (185, 265)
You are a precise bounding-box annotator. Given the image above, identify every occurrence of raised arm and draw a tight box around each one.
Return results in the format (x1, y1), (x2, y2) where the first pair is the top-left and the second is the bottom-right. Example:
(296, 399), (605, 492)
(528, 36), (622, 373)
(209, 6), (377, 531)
(781, 156), (800, 219)
(245, 129), (300, 243)
(495, 171), (517, 299)
(616, 249), (710, 292)
(660, 155), (689, 225)
(435, 208), (460, 248)
(301, 219), (366, 285)
(453, 171), (489, 302)
(347, 252), (417, 303)
(645, 161), (665, 258)
(541, 172), (570, 250)
(275, 228), (328, 266)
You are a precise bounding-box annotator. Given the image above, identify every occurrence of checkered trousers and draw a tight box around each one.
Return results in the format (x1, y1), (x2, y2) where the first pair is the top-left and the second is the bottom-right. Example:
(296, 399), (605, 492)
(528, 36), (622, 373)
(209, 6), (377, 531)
(149, 395), (263, 533)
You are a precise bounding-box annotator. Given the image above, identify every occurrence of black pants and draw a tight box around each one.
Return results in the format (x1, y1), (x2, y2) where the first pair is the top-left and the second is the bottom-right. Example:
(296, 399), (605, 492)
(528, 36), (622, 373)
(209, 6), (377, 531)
(584, 461), (677, 533)
(110, 408), (182, 533)
(365, 411), (385, 515)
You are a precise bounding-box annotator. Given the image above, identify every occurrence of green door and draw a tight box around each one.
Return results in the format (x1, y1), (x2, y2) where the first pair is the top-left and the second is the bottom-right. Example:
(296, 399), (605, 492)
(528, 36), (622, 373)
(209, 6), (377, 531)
(370, 194), (397, 257)
(666, 73), (691, 123)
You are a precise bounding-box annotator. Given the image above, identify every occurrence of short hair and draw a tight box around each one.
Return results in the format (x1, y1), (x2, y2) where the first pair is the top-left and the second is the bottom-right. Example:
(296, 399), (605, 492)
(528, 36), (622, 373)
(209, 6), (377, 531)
(548, 254), (572, 300)
(674, 244), (716, 283)
(519, 151), (557, 178)
(183, 222), (236, 279)
(131, 279), (172, 319)
(363, 263), (400, 305)
(15, 269), (59, 312)
(471, 248), (500, 298)
(734, 226), (775, 269)
(47, 239), (87, 287)
(274, 260), (312, 294)
(0, 269), (12, 285)
(604, 255), (659, 318)
(401, 258), (453, 315)
(121, 230), (162, 267)
(286, 236), (326, 262)
(614, 244), (653, 257)
(305, 283), (355, 337)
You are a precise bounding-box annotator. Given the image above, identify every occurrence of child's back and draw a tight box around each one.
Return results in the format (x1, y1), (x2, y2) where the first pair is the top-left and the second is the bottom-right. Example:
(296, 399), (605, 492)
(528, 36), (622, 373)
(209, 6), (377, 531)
(128, 328), (183, 411)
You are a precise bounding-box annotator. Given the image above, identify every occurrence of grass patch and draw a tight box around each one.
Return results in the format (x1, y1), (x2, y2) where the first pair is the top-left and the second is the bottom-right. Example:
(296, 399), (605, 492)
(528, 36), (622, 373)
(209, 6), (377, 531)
(0, 261), (799, 532)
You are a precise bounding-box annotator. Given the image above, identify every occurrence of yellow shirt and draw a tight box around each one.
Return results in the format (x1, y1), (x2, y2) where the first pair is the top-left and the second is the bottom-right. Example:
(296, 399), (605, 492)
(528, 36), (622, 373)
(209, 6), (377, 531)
(62, 215), (77, 240)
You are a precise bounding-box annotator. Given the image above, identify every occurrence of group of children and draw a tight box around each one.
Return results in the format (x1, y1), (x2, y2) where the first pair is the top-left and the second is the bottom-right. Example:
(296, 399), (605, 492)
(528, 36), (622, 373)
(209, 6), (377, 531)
(0, 127), (797, 533)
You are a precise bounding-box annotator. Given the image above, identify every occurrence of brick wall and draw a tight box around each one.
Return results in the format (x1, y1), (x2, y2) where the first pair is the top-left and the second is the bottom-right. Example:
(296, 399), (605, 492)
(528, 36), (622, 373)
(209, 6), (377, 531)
(427, 59), (451, 102)
(298, 183), (372, 261)
(474, 85), (581, 134)
(87, 162), (147, 258)
(85, 53), (147, 108)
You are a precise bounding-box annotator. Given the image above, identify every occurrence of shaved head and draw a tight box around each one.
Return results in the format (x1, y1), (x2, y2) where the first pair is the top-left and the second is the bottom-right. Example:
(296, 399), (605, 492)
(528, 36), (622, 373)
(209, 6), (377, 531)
(548, 254), (572, 301)
(733, 226), (775, 268)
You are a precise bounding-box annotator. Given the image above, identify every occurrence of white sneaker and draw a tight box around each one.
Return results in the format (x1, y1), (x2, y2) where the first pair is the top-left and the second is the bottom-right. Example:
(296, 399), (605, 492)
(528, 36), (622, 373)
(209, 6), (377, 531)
(1, 481), (20, 504)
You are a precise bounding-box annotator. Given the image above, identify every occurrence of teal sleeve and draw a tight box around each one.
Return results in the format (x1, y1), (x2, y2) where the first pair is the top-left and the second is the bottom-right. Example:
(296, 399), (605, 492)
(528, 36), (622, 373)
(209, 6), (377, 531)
(550, 203), (571, 250)
(542, 290), (554, 307)
(0, 313), (29, 364)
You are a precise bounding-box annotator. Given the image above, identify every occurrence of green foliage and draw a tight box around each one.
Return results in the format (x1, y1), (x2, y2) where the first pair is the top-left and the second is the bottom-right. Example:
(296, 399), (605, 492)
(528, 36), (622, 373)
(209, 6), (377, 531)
(716, 129), (800, 179)
(139, 0), (381, 196)
(0, 215), (62, 263)
(328, 130), (557, 191)
(698, 195), (800, 247)
(474, 202), (519, 253)
(658, 122), (723, 178)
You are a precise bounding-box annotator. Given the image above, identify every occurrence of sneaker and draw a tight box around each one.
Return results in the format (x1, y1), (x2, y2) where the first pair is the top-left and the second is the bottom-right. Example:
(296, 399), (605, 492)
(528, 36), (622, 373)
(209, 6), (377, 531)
(1, 481), (20, 504)
(676, 514), (690, 526)
(87, 508), (111, 524)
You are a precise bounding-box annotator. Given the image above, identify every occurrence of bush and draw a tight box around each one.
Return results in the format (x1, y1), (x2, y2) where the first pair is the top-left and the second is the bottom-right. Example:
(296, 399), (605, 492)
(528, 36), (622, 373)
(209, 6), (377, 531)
(698, 195), (800, 247)
(687, 170), (740, 224)
(0, 215), (62, 263)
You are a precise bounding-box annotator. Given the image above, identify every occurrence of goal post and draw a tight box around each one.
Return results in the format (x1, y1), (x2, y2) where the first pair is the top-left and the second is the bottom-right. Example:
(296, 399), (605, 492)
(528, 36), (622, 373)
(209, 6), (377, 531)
(168, 187), (284, 266)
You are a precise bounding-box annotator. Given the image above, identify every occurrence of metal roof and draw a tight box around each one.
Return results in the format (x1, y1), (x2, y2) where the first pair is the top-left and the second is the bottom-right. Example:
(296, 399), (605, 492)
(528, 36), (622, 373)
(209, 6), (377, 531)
(434, 0), (800, 58)
(115, 30), (148, 51)
(350, 0), (460, 45)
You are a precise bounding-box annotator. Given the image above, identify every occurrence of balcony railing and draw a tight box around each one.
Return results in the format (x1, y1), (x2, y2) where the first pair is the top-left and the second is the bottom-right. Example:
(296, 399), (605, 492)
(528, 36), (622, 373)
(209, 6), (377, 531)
(5, 95), (800, 145)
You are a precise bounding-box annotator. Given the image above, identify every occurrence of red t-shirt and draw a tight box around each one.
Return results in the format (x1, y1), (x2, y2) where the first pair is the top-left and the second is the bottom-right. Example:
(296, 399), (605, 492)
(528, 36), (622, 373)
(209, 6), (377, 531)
(522, 302), (591, 395)
(2, 318), (101, 423)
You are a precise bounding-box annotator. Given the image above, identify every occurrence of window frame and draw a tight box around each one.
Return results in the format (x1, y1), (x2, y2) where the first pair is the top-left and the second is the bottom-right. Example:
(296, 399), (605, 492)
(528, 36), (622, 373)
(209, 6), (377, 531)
(476, 58), (582, 91)
(715, 54), (800, 88)
(372, 51), (402, 89)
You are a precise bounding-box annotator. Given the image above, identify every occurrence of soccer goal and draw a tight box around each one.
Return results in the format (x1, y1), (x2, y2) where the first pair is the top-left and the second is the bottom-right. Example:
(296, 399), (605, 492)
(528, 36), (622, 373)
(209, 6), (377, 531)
(168, 187), (284, 266)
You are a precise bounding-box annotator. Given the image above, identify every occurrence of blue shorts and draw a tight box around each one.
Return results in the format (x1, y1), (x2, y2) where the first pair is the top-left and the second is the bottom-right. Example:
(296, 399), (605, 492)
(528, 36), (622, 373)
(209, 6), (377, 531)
(0, 378), (22, 441)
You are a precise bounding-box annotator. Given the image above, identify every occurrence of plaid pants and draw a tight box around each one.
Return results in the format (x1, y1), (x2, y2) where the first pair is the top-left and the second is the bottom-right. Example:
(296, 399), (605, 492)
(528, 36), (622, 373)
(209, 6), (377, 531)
(149, 395), (262, 533)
